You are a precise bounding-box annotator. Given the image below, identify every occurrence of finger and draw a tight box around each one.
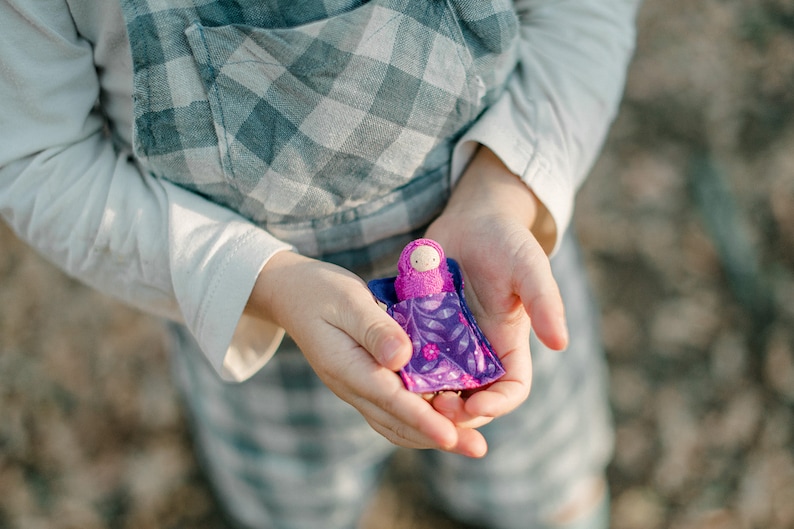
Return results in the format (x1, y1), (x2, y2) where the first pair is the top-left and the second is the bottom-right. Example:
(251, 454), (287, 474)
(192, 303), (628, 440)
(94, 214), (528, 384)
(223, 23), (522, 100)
(512, 238), (569, 351)
(453, 427), (489, 458)
(462, 324), (533, 418)
(350, 370), (489, 457)
(351, 377), (459, 449)
(304, 331), (466, 452)
(365, 410), (489, 458)
(299, 317), (460, 452)
(431, 392), (494, 429)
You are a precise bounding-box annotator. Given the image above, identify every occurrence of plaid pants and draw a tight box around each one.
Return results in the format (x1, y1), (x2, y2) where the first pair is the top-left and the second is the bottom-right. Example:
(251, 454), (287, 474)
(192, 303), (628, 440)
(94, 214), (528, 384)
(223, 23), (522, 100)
(169, 232), (613, 529)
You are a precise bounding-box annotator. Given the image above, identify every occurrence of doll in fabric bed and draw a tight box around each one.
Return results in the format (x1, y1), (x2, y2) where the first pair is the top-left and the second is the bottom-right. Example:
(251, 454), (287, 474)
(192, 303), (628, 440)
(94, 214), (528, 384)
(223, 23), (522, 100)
(368, 239), (505, 394)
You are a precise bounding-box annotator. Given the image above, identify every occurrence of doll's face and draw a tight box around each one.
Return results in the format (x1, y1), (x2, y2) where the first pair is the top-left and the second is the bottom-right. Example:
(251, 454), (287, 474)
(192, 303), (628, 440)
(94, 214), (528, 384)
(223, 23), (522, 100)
(409, 245), (441, 272)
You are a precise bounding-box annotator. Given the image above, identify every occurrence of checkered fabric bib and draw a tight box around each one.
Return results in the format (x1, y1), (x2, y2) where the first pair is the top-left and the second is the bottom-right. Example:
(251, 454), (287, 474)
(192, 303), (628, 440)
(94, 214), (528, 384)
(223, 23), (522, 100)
(121, 0), (518, 263)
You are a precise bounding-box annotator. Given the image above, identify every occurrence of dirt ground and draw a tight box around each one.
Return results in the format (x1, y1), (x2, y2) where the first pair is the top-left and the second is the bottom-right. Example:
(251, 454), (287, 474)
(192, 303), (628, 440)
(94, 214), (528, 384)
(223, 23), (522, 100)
(2, 0), (793, 528)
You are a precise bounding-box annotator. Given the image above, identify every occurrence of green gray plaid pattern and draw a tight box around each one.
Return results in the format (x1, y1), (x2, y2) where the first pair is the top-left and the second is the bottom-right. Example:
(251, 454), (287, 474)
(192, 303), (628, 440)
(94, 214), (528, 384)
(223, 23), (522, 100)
(121, 3), (611, 524)
(121, 0), (518, 260)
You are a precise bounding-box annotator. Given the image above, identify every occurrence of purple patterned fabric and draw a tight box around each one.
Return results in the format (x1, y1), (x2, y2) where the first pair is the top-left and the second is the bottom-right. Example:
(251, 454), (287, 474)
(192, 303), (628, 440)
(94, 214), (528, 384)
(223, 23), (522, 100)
(369, 258), (505, 393)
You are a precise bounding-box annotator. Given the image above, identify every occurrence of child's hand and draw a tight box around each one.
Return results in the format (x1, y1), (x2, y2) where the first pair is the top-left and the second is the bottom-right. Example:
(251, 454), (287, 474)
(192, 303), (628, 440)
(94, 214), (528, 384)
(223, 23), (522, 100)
(246, 251), (489, 457)
(425, 146), (568, 425)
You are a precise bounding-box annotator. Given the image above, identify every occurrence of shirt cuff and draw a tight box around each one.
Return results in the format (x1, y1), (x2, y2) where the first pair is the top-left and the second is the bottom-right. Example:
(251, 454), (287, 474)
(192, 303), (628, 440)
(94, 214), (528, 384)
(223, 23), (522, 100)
(451, 93), (574, 256)
(189, 224), (291, 382)
(165, 182), (292, 382)
(222, 313), (286, 382)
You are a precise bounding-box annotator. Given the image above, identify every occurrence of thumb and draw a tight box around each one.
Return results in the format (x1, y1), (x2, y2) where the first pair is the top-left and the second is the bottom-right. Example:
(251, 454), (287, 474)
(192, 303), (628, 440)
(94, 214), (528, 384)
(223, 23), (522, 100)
(339, 295), (413, 371)
(513, 244), (568, 351)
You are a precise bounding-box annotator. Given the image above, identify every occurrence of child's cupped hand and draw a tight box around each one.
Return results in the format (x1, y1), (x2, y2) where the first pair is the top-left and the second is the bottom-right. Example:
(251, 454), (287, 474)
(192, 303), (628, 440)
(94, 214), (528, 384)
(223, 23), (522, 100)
(246, 250), (489, 458)
(424, 146), (568, 428)
(244, 145), (566, 458)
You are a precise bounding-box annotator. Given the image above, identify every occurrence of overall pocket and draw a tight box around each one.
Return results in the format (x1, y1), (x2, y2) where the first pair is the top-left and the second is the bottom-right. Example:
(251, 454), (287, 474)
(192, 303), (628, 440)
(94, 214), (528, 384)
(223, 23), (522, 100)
(184, 0), (485, 222)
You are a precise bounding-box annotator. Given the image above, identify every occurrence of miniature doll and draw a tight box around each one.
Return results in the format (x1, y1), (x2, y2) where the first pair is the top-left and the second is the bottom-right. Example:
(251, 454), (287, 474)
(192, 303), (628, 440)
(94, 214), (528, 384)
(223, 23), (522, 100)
(368, 239), (505, 393)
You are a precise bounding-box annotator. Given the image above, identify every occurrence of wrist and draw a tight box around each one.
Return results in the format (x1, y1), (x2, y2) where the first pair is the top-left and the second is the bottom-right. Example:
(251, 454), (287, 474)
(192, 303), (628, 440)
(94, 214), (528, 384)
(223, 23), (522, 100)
(446, 146), (557, 254)
(527, 191), (557, 255)
(245, 249), (307, 325)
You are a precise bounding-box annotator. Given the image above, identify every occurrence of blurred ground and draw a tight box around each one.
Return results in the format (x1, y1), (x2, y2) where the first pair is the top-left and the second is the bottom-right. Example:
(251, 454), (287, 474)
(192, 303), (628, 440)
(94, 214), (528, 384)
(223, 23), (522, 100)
(2, 0), (793, 528)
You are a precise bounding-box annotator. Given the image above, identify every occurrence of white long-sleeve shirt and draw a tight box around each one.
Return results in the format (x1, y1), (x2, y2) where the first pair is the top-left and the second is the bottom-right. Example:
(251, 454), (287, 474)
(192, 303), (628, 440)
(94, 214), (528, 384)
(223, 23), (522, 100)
(0, 0), (639, 381)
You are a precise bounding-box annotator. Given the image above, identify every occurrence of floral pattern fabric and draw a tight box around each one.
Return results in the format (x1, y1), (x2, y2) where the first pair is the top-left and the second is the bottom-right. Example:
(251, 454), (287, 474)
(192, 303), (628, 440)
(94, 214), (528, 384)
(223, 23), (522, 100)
(369, 258), (505, 392)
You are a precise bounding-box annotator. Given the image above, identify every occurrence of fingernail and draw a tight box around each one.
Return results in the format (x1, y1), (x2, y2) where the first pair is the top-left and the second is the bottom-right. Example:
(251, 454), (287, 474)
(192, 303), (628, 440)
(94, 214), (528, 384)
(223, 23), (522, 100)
(380, 336), (404, 367)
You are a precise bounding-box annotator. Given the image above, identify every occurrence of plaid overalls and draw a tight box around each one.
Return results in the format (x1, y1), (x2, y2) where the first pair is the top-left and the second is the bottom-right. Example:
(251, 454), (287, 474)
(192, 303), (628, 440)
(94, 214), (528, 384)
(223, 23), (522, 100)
(119, 1), (613, 527)
(122, 0), (519, 271)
